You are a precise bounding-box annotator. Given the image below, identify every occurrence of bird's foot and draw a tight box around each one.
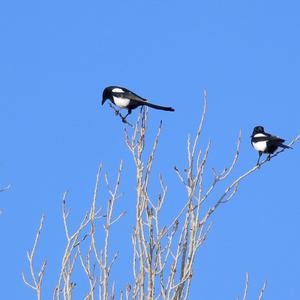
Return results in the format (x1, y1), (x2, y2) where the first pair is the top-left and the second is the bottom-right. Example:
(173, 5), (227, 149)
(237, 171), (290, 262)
(267, 155), (271, 161)
(120, 115), (133, 127)
(108, 103), (133, 126)
(256, 157), (261, 167)
(109, 103), (120, 116)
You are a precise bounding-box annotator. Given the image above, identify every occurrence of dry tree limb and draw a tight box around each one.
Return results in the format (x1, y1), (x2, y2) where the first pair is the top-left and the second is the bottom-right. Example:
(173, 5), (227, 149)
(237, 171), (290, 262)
(0, 184), (10, 192)
(74, 161), (125, 300)
(100, 161), (124, 300)
(237, 273), (267, 300)
(53, 193), (92, 300)
(242, 272), (249, 300)
(22, 214), (47, 300)
(258, 280), (267, 300)
(79, 246), (96, 300)
(126, 109), (167, 300)
(48, 161), (126, 300)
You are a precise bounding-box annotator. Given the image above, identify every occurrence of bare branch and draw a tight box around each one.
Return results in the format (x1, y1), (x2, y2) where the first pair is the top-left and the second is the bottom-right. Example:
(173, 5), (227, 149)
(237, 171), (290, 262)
(258, 280), (267, 300)
(22, 214), (47, 300)
(0, 184), (10, 192)
(242, 272), (249, 300)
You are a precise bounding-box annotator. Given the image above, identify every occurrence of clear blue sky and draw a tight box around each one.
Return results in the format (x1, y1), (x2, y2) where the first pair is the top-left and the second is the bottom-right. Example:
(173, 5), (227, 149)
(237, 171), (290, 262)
(1, 0), (300, 299)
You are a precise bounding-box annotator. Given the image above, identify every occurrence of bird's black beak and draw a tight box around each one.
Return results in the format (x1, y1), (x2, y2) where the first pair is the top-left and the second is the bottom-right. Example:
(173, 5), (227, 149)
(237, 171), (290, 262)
(101, 98), (107, 105)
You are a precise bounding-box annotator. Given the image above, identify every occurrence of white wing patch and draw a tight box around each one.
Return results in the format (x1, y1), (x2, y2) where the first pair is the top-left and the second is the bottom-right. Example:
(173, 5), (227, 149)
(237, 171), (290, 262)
(112, 87), (124, 93)
(253, 133), (267, 137)
(113, 96), (130, 108)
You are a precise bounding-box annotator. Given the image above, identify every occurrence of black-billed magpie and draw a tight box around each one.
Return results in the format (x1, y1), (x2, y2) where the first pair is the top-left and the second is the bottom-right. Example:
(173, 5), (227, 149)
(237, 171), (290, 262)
(102, 86), (175, 120)
(251, 126), (292, 165)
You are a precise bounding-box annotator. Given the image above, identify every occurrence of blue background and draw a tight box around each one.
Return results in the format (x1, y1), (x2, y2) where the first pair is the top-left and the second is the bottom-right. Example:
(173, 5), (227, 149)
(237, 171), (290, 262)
(1, 0), (299, 299)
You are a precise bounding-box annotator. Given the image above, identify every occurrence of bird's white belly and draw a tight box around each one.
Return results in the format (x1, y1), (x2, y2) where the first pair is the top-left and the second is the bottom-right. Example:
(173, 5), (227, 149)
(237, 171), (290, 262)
(252, 141), (267, 152)
(113, 96), (130, 108)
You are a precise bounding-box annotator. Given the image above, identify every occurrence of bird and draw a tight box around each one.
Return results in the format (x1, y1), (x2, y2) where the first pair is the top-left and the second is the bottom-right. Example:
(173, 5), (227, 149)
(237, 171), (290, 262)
(251, 126), (292, 165)
(102, 86), (175, 121)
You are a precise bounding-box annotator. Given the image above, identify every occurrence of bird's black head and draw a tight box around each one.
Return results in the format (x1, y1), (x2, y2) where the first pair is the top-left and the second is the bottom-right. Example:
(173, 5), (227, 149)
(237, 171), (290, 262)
(252, 126), (265, 136)
(102, 87), (112, 105)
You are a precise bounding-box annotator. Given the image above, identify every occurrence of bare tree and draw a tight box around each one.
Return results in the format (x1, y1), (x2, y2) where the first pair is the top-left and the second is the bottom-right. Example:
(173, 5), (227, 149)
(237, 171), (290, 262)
(23, 92), (300, 299)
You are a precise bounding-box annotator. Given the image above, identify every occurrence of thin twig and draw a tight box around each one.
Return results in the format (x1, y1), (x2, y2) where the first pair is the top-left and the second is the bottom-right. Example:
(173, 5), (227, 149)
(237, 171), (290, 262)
(0, 184), (10, 192)
(258, 280), (267, 300)
(242, 272), (249, 300)
(22, 214), (47, 300)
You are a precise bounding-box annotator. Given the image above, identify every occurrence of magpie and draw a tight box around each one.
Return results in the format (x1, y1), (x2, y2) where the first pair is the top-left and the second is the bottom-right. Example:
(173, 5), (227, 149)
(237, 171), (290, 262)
(251, 126), (292, 165)
(102, 86), (175, 120)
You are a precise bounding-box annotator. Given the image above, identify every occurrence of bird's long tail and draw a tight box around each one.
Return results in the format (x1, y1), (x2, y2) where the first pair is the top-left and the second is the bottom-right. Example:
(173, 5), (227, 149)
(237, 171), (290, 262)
(280, 143), (293, 149)
(143, 102), (175, 111)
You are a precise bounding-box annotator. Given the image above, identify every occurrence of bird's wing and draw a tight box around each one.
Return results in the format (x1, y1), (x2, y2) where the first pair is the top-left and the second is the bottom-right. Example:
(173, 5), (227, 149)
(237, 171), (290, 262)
(113, 88), (148, 102)
(268, 135), (285, 143)
(252, 133), (285, 143)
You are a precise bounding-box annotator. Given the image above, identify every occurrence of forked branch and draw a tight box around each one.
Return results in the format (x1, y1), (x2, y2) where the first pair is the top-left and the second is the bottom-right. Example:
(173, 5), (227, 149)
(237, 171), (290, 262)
(22, 215), (47, 300)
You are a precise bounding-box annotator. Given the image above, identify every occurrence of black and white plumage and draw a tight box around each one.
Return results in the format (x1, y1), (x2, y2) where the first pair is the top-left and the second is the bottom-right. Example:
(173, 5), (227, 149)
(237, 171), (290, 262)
(251, 126), (292, 165)
(102, 86), (175, 120)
